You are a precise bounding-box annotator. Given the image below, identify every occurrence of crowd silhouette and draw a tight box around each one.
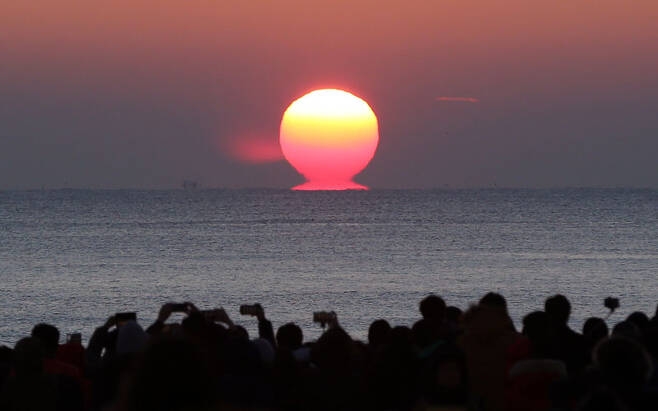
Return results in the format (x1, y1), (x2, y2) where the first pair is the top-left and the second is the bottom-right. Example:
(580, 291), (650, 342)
(1, 293), (657, 410)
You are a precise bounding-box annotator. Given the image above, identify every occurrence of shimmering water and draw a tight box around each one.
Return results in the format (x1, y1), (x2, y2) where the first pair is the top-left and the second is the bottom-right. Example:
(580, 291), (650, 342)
(1, 189), (657, 345)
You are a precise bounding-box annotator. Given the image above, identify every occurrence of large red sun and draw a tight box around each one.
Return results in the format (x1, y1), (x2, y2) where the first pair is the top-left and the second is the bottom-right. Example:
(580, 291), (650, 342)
(280, 89), (379, 190)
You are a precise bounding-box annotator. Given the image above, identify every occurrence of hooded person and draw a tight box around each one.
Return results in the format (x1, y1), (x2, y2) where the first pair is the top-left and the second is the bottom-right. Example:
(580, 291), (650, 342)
(116, 321), (148, 357)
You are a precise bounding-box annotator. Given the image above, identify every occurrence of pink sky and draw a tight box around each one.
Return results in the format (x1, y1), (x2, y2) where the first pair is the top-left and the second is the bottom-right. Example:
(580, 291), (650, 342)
(1, 1), (657, 188)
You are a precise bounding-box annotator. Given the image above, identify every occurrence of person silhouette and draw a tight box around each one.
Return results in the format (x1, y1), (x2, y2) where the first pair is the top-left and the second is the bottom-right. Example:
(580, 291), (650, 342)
(545, 294), (587, 375)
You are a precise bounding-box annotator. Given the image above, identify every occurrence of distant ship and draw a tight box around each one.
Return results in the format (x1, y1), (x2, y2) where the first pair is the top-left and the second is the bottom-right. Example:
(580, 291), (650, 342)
(182, 180), (199, 189)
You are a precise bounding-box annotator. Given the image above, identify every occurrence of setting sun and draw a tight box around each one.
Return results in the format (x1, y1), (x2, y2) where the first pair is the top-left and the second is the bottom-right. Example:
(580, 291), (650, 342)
(279, 89), (379, 190)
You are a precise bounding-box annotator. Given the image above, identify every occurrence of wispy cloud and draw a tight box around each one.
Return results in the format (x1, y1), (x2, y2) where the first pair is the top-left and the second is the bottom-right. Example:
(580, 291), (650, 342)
(436, 96), (480, 103)
(219, 135), (284, 164)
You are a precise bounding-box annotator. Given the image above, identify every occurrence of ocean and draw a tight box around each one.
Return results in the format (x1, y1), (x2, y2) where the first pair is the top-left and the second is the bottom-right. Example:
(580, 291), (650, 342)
(1, 188), (657, 346)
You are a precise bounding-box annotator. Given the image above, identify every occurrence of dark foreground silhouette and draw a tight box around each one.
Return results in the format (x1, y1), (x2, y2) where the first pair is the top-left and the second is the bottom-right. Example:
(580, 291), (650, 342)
(1, 294), (658, 411)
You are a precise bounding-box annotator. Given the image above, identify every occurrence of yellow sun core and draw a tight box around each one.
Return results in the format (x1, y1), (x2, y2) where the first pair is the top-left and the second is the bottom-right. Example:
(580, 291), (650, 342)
(279, 89), (379, 190)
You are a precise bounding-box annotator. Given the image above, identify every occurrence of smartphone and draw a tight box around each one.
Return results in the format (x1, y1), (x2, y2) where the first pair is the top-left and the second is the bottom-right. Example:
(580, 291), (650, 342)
(170, 303), (189, 313)
(115, 312), (137, 327)
(239, 304), (259, 316)
(312, 311), (336, 324)
(67, 333), (82, 344)
(201, 309), (220, 321)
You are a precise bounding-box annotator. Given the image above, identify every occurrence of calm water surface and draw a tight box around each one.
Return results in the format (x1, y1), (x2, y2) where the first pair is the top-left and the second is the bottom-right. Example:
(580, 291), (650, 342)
(1, 189), (657, 345)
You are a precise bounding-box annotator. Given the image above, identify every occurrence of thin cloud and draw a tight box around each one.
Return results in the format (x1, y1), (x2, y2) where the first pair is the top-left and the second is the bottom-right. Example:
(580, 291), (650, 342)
(219, 135), (284, 164)
(436, 96), (480, 103)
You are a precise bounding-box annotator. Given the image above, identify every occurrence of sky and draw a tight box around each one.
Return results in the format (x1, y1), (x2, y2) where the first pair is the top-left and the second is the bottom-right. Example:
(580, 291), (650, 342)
(1, 1), (657, 189)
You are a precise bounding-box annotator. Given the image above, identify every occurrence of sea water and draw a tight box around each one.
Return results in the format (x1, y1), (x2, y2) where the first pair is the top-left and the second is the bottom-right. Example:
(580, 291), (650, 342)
(1, 188), (657, 345)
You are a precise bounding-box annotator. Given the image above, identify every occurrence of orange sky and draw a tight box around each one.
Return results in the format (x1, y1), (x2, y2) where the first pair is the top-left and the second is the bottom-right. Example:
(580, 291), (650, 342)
(1, 1), (657, 188)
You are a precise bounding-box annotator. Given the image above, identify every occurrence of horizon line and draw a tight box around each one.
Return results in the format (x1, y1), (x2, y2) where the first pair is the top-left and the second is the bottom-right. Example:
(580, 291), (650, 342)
(1, 185), (657, 192)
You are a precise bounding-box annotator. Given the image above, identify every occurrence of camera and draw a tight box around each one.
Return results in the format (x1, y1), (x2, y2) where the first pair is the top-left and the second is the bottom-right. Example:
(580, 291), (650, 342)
(604, 297), (620, 311)
(115, 312), (137, 327)
(312, 311), (337, 326)
(239, 304), (261, 316)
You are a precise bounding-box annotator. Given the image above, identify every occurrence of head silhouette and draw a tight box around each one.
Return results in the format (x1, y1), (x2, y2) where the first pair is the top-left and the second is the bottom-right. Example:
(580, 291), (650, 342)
(594, 336), (653, 388)
(276, 323), (303, 351)
(311, 327), (354, 376)
(420, 294), (446, 322)
(117, 320), (148, 356)
(611, 321), (642, 341)
(368, 319), (391, 348)
(522, 311), (554, 358)
(545, 294), (571, 325)
(626, 311), (649, 330)
(31, 323), (59, 358)
(479, 292), (508, 313)
(412, 318), (441, 349)
(13, 337), (44, 379)
(583, 317), (608, 343)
